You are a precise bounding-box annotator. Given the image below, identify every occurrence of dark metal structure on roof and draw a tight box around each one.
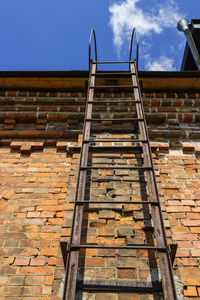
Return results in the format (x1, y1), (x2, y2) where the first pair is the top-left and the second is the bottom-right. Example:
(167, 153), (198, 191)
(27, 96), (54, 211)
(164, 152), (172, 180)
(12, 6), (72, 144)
(179, 19), (200, 71)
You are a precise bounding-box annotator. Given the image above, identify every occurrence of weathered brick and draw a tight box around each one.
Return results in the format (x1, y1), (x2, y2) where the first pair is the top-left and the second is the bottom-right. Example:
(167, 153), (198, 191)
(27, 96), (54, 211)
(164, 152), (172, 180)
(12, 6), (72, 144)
(187, 277), (200, 285)
(27, 211), (40, 218)
(118, 294), (139, 300)
(45, 275), (54, 285)
(14, 257), (30, 266)
(166, 206), (191, 212)
(86, 257), (105, 267)
(25, 275), (45, 285)
(118, 268), (136, 279)
(3, 190), (15, 200)
(36, 205), (62, 212)
(96, 293), (116, 300)
(48, 257), (57, 265)
(1, 92), (200, 300)
(41, 211), (55, 218)
(21, 266), (54, 275)
(181, 220), (200, 226)
(184, 286), (198, 297)
(172, 233), (198, 241)
(99, 210), (115, 219)
(0, 276), (8, 285)
(182, 258), (198, 266)
(19, 248), (38, 256)
(40, 248), (58, 256)
(191, 249), (200, 257)
(30, 257), (46, 266)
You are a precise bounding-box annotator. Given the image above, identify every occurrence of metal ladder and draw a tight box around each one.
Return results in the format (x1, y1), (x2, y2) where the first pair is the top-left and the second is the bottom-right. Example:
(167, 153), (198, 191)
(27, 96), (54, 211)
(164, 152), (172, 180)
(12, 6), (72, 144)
(62, 28), (177, 300)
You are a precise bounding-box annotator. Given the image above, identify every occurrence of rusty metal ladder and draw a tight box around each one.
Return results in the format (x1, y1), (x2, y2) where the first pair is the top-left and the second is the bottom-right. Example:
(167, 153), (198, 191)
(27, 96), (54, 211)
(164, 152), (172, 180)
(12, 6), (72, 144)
(62, 28), (177, 300)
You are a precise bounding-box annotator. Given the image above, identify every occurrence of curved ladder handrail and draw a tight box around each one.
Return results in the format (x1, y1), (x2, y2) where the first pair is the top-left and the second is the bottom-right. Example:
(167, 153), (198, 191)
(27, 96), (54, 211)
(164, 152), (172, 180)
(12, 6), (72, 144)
(89, 27), (138, 71)
(129, 28), (139, 70)
(89, 28), (97, 71)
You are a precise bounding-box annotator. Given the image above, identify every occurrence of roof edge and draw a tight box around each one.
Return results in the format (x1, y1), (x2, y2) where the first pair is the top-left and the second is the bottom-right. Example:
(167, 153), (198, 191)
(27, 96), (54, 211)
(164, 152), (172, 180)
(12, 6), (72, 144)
(0, 70), (199, 78)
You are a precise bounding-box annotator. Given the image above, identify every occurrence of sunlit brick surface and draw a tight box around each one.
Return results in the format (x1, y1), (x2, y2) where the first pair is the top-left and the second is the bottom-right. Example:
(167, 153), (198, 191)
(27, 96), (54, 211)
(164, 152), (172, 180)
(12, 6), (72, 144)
(0, 90), (200, 299)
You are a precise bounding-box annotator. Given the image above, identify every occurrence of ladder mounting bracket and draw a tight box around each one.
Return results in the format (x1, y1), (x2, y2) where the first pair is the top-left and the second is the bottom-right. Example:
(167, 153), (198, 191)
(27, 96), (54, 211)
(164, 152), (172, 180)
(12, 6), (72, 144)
(169, 243), (178, 266)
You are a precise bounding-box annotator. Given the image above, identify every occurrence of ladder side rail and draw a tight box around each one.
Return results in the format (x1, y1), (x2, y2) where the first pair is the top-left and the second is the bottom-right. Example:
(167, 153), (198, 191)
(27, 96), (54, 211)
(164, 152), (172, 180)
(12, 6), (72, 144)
(130, 62), (177, 300)
(63, 63), (96, 300)
(129, 28), (139, 70)
(89, 29), (97, 72)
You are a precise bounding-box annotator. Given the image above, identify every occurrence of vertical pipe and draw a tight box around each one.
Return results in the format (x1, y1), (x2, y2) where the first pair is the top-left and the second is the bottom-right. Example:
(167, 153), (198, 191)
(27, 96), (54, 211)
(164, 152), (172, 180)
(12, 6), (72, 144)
(177, 18), (200, 70)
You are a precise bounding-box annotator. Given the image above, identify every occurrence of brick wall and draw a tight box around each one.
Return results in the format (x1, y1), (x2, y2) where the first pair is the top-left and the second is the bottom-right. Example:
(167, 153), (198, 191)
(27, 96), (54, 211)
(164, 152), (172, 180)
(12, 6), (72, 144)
(157, 151), (200, 298)
(0, 147), (72, 299)
(0, 89), (200, 299)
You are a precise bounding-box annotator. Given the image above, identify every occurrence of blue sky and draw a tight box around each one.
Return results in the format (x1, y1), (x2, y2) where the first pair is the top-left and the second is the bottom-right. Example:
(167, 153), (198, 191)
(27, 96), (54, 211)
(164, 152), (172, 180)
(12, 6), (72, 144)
(0, 0), (199, 71)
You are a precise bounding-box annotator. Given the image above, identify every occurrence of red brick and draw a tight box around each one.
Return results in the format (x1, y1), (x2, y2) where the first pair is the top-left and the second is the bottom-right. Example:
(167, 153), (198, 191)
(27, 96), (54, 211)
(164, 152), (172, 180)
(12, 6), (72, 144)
(118, 268), (136, 279)
(56, 142), (67, 150)
(25, 275), (45, 285)
(45, 275), (54, 285)
(191, 249), (200, 257)
(0, 286), (23, 296)
(40, 211), (55, 218)
(118, 294), (139, 300)
(179, 267), (200, 276)
(2, 257), (14, 265)
(176, 249), (190, 257)
(0, 276), (8, 285)
(187, 277), (200, 285)
(42, 286), (52, 295)
(166, 206), (191, 212)
(40, 248), (58, 256)
(36, 205), (62, 212)
(48, 218), (62, 225)
(31, 141), (44, 150)
(193, 241), (200, 248)
(86, 257), (105, 267)
(172, 233), (198, 241)
(28, 233), (60, 240)
(96, 293), (116, 300)
(14, 257), (30, 266)
(19, 248), (38, 256)
(30, 257), (46, 266)
(27, 212), (40, 218)
(182, 143), (196, 152)
(20, 144), (31, 154)
(10, 141), (22, 150)
(181, 220), (200, 226)
(186, 213), (200, 220)
(48, 257), (57, 265)
(184, 286), (198, 297)
(182, 258), (198, 266)
(21, 266), (54, 275)
(190, 227), (200, 233)
(173, 227), (189, 233)
(3, 190), (15, 200)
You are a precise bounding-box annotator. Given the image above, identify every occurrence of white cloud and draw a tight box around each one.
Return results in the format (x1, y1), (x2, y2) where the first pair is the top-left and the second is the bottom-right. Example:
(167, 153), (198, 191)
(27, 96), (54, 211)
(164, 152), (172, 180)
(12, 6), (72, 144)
(145, 55), (176, 71)
(109, 0), (181, 53)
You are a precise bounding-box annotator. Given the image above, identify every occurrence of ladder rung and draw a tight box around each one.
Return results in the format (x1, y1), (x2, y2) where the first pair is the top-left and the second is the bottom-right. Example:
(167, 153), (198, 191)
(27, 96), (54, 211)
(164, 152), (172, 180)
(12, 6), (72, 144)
(80, 166), (153, 170)
(86, 118), (143, 122)
(90, 179), (147, 182)
(88, 100), (141, 104)
(91, 130), (139, 134)
(70, 244), (167, 251)
(83, 139), (148, 143)
(91, 72), (136, 76)
(89, 85), (137, 89)
(77, 280), (162, 293)
(76, 200), (158, 205)
(93, 60), (135, 64)
(68, 146), (144, 152)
